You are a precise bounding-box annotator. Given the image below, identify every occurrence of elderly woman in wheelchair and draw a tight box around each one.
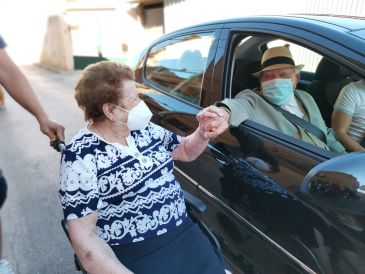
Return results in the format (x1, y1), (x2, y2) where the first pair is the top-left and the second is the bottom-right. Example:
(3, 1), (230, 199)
(58, 61), (230, 274)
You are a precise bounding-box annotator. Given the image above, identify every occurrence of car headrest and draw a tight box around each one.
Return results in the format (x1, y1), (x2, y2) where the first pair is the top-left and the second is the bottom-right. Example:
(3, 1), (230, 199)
(177, 50), (204, 72)
(337, 66), (353, 79)
(234, 59), (261, 88)
(315, 58), (352, 80)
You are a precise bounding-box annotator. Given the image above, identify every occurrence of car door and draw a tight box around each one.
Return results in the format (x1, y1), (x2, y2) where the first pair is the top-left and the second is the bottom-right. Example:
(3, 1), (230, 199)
(135, 27), (222, 197)
(198, 122), (327, 273)
(196, 24), (365, 274)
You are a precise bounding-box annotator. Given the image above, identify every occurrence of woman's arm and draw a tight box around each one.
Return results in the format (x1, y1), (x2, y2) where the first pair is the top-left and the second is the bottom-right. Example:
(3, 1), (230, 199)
(172, 106), (228, 162)
(171, 128), (210, 162)
(68, 212), (133, 274)
(332, 110), (364, 152)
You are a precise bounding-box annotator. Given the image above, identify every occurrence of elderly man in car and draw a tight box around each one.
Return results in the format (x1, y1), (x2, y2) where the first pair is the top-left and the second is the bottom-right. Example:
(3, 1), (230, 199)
(203, 45), (345, 154)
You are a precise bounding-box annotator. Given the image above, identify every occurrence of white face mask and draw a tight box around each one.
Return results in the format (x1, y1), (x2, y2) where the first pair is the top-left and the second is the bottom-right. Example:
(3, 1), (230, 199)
(113, 101), (152, 131)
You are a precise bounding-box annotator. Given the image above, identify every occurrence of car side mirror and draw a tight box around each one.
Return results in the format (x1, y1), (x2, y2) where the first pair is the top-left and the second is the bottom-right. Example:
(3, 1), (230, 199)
(301, 152), (365, 231)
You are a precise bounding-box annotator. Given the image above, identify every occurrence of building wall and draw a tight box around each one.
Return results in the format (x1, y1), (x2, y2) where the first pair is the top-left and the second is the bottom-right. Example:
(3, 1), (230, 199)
(0, 0), (65, 64)
(163, 0), (307, 33)
(163, 0), (365, 33)
(305, 0), (365, 15)
(66, 0), (365, 64)
(66, 0), (132, 58)
(1, 0), (364, 65)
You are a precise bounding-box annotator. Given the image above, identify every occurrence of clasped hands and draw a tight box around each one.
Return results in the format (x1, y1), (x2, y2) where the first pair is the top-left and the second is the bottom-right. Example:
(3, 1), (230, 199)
(196, 106), (230, 139)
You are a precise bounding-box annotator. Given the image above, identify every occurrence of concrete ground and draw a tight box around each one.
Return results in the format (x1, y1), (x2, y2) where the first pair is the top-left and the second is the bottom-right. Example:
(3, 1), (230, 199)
(0, 65), (85, 274)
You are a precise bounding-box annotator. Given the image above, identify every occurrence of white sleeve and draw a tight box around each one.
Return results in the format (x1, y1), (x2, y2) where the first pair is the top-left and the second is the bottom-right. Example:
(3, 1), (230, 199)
(334, 83), (358, 115)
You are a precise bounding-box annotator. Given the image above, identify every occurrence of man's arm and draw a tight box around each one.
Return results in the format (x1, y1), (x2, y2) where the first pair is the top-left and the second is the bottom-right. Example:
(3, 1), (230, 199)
(197, 90), (255, 138)
(0, 48), (64, 141)
(219, 89), (254, 126)
(68, 212), (133, 274)
(332, 110), (364, 152)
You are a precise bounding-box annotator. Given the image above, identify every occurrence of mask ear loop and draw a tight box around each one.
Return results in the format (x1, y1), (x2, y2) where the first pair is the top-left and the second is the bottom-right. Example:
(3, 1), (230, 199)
(112, 104), (129, 126)
(112, 104), (130, 113)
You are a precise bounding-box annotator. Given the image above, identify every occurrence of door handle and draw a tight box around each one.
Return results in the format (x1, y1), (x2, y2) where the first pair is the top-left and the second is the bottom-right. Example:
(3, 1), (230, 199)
(209, 144), (231, 166)
(214, 157), (229, 166)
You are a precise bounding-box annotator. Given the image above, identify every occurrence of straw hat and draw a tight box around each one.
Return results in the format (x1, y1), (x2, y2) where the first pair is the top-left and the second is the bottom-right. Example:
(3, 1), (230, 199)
(252, 45), (304, 77)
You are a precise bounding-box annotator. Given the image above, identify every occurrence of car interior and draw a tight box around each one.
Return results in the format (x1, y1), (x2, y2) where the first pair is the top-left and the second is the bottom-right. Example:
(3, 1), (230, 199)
(306, 57), (355, 126)
(230, 35), (361, 130)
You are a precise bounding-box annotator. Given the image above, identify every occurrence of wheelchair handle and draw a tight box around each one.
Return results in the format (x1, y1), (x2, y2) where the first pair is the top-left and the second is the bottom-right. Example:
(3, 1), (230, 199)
(52, 140), (66, 153)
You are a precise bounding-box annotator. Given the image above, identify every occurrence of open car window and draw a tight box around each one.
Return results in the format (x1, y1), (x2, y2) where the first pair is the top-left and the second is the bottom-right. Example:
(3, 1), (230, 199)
(229, 34), (359, 156)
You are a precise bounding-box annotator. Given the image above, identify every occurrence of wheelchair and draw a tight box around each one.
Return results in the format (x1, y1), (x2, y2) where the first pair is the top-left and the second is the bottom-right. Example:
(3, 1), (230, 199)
(54, 141), (221, 273)
(61, 190), (221, 273)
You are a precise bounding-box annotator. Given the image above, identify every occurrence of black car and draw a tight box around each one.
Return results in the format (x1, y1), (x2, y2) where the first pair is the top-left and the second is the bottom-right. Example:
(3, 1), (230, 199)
(134, 15), (365, 274)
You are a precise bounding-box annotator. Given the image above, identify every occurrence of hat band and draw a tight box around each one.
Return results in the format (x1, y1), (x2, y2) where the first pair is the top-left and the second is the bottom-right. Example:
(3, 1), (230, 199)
(261, 56), (295, 70)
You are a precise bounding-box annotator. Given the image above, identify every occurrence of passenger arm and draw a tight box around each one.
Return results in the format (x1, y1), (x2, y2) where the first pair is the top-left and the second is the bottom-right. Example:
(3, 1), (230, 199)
(332, 110), (364, 152)
(219, 89), (255, 126)
(68, 212), (133, 274)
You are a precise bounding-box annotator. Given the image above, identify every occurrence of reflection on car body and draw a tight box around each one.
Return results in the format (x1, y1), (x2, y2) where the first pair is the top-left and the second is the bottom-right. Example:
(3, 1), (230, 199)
(135, 15), (365, 274)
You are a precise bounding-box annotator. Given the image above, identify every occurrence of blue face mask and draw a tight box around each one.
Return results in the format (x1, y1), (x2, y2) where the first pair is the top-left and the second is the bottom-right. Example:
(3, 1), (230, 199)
(261, 79), (293, 106)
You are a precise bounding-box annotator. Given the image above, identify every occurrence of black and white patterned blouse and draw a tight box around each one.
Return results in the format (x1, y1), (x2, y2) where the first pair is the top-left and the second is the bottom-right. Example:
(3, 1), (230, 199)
(59, 123), (188, 245)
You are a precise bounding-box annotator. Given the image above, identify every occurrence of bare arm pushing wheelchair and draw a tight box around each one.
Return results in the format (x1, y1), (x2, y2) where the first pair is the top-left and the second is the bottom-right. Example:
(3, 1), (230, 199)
(0, 34), (64, 274)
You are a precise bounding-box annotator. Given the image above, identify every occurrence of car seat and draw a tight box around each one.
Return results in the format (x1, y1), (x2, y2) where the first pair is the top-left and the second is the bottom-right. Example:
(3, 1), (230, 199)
(231, 59), (261, 97)
(306, 58), (353, 127)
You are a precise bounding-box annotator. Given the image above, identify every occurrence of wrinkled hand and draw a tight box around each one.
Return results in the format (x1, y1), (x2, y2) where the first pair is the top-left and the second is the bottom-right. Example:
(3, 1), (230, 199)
(196, 106), (229, 139)
(38, 117), (65, 143)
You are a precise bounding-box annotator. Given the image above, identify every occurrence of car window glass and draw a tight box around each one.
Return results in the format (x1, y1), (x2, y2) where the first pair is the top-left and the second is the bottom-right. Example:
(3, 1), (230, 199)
(145, 33), (213, 105)
(267, 40), (322, 73)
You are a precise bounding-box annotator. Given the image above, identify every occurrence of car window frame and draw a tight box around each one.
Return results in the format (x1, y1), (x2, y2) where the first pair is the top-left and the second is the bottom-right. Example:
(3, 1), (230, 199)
(142, 29), (222, 108)
(242, 120), (337, 161)
(217, 25), (364, 160)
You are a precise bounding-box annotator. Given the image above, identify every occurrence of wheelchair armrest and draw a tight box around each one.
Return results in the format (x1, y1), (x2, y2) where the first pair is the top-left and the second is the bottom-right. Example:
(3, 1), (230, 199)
(182, 189), (207, 214)
(61, 219), (71, 241)
(181, 190), (222, 252)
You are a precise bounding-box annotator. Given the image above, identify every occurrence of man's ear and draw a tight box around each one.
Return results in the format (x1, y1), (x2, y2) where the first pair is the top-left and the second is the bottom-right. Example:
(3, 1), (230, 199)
(102, 103), (115, 121)
(256, 77), (263, 94)
(293, 72), (300, 88)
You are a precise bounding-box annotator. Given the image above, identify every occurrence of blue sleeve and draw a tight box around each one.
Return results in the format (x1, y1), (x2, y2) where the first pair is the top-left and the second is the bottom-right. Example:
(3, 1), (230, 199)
(58, 147), (100, 220)
(162, 128), (181, 152)
(149, 123), (182, 152)
(0, 36), (7, 49)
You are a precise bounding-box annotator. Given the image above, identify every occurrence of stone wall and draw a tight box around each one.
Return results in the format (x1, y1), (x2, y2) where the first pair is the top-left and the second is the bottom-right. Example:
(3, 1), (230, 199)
(40, 15), (74, 71)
